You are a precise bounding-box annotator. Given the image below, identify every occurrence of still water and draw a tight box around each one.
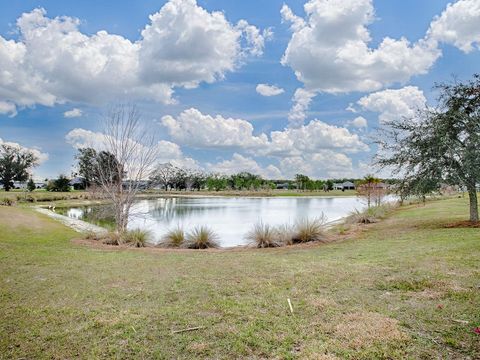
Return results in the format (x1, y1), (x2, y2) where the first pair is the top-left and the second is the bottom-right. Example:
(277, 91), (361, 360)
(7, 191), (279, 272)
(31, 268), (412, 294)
(60, 196), (367, 247)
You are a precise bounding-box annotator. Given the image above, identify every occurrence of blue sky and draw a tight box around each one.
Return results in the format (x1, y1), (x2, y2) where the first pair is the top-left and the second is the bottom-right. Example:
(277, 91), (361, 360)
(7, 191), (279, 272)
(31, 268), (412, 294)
(1, 0), (479, 180)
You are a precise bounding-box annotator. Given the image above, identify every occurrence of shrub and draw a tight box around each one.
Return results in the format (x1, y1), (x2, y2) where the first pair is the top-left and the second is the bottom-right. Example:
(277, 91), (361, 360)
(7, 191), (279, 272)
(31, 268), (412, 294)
(27, 178), (36, 192)
(123, 229), (150, 248)
(85, 231), (100, 241)
(159, 226), (185, 248)
(24, 194), (36, 203)
(292, 216), (328, 243)
(346, 204), (394, 224)
(0, 197), (15, 206)
(246, 222), (282, 248)
(185, 226), (219, 249)
(46, 175), (71, 192)
(102, 232), (121, 245)
(274, 224), (295, 246)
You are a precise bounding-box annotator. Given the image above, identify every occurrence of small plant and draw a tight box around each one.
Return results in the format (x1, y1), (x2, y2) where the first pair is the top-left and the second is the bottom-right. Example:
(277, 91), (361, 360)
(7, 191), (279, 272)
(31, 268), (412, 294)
(102, 232), (122, 245)
(246, 222), (282, 248)
(0, 197), (15, 206)
(24, 194), (36, 203)
(85, 231), (100, 241)
(274, 224), (295, 246)
(123, 229), (150, 248)
(346, 204), (393, 224)
(185, 226), (219, 249)
(27, 178), (36, 192)
(159, 226), (185, 248)
(292, 216), (327, 243)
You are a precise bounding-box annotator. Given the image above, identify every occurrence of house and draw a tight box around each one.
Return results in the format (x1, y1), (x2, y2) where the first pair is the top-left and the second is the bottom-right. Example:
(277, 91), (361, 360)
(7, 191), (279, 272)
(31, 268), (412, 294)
(342, 181), (355, 190)
(276, 182), (290, 190)
(333, 183), (343, 190)
(34, 181), (46, 189)
(69, 177), (86, 190)
(13, 181), (27, 189)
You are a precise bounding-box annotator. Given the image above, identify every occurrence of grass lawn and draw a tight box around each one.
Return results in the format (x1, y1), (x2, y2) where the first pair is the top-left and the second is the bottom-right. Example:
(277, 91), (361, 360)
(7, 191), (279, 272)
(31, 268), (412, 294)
(0, 197), (479, 359)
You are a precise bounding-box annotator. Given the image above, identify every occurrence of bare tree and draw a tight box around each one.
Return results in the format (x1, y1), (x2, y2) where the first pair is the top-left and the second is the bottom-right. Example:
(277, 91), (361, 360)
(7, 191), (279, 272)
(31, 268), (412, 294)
(150, 163), (176, 190)
(95, 104), (159, 233)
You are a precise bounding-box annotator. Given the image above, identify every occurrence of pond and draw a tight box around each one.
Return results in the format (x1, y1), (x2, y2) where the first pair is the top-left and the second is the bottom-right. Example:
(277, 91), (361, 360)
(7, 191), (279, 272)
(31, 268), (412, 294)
(57, 196), (368, 247)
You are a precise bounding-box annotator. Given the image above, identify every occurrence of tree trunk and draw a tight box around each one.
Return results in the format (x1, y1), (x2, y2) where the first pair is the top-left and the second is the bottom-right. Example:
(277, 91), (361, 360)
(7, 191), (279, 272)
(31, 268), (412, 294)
(467, 187), (479, 223)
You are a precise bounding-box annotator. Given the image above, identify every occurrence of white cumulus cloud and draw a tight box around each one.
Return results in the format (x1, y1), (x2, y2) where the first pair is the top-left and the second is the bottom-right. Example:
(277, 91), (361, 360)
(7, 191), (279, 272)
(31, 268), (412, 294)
(350, 116), (368, 128)
(0, 101), (17, 117)
(281, 0), (441, 94)
(264, 119), (369, 156)
(279, 151), (354, 179)
(63, 108), (82, 118)
(206, 153), (282, 178)
(428, 0), (480, 53)
(0, 1), (269, 115)
(161, 108), (269, 149)
(357, 86), (427, 123)
(256, 84), (284, 97)
(287, 88), (316, 127)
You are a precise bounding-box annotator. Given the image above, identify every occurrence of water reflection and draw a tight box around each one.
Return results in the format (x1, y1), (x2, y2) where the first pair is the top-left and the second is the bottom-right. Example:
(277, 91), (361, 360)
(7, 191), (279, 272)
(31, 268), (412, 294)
(59, 196), (366, 247)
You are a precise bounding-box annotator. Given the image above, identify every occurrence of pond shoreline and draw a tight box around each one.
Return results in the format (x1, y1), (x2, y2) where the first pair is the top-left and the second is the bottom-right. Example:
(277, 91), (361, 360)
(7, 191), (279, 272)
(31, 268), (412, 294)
(35, 195), (359, 250)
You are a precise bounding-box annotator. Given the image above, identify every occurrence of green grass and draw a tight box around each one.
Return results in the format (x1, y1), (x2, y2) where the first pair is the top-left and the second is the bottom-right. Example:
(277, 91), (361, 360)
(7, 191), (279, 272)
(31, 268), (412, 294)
(0, 197), (479, 359)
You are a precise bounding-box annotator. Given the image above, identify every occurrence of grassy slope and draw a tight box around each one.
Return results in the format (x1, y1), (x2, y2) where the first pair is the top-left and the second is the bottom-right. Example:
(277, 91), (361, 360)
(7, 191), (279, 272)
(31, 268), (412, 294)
(0, 198), (479, 359)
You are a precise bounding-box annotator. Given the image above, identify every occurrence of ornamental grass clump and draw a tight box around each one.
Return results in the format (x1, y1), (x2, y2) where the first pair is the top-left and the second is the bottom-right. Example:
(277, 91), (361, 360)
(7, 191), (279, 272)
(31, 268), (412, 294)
(347, 204), (392, 224)
(185, 226), (219, 249)
(102, 231), (122, 246)
(246, 222), (282, 248)
(292, 216), (328, 243)
(274, 224), (295, 246)
(158, 226), (185, 248)
(123, 229), (150, 248)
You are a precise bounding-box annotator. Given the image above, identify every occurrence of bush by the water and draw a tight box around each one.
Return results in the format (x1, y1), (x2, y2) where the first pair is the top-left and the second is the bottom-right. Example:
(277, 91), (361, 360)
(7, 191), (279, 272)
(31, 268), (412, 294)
(158, 226), (185, 248)
(100, 229), (150, 247)
(292, 216), (328, 243)
(124, 229), (150, 247)
(185, 226), (219, 249)
(347, 204), (394, 224)
(246, 217), (328, 247)
(246, 222), (283, 248)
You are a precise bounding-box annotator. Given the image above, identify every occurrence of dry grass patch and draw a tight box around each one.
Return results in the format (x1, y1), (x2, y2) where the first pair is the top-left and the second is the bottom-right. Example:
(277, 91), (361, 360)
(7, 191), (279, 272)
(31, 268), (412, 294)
(304, 353), (340, 360)
(334, 312), (409, 350)
(187, 342), (210, 354)
(309, 297), (336, 310)
(444, 220), (480, 228)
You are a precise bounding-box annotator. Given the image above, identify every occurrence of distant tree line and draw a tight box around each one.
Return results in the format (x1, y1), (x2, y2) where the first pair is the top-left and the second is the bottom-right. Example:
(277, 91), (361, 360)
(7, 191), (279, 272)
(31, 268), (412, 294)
(148, 164), (276, 191)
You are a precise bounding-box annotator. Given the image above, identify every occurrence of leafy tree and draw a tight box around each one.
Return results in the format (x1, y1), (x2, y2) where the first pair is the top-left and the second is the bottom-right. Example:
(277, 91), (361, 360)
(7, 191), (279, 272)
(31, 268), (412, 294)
(376, 74), (480, 222)
(325, 180), (334, 191)
(206, 174), (228, 191)
(0, 144), (38, 191)
(396, 177), (439, 205)
(75, 148), (123, 188)
(295, 174), (310, 191)
(27, 178), (36, 192)
(46, 175), (71, 192)
(75, 148), (98, 187)
(170, 167), (188, 190)
(188, 171), (207, 191)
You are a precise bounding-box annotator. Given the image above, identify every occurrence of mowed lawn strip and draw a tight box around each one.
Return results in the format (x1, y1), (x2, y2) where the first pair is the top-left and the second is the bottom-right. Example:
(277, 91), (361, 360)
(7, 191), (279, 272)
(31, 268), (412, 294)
(0, 198), (479, 359)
